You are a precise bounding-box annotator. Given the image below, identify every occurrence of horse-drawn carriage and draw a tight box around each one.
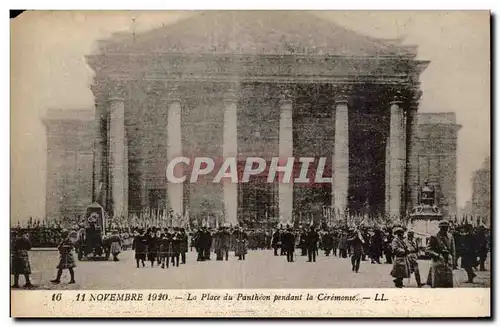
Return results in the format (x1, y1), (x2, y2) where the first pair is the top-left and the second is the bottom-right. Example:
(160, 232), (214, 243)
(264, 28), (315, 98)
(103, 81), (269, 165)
(75, 203), (111, 261)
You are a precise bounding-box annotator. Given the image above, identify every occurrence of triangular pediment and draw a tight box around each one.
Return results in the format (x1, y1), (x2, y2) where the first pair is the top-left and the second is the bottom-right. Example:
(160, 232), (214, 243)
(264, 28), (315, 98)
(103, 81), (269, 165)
(99, 11), (415, 57)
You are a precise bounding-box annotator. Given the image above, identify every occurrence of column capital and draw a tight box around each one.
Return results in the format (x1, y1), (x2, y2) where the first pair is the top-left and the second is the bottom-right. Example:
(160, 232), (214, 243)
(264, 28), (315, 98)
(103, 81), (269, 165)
(335, 94), (349, 105)
(167, 84), (181, 104)
(334, 85), (351, 105)
(279, 89), (293, 105)
(390, 89), (405, 105)
(224, 88), (238, 104)
(109, 82), (125, 101)
(390, 97), (404, 106)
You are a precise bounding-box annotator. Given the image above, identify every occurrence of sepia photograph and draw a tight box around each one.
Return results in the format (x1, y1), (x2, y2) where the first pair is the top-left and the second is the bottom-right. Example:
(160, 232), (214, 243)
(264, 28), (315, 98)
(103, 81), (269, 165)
(10, 9), (491, 317)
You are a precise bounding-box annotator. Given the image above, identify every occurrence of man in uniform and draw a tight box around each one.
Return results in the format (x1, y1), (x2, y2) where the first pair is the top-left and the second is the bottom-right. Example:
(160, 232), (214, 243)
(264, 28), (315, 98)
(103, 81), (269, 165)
(179, 228), (188, 264)
(391, 227), (410, 288)
(282, 225), (296, 263)
(11, 229), (34, 288)
(271, 228), (282, 256)
(426, 220), (456, 288)
(475, 224), (489, 271)
(299, 228), (308, 256)
(322, 228), (334, 256)
(370, 228), (383, 264)
(306, 226), (320, 263)
(234, 226), (248, 260)
(406, 230), (424, 287)
(347, 227), (365, 273)
(461, 223), (478, 283)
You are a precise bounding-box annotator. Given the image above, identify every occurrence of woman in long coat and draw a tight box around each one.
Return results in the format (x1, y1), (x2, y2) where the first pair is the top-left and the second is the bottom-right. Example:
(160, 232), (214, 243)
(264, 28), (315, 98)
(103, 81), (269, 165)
(51, 229), (77, 284)
(390, 227), (410, 288)
(11, 229), (33, 288)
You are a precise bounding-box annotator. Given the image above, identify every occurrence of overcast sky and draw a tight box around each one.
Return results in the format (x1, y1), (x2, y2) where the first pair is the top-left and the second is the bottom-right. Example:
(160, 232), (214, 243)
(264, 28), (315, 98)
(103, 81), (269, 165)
(11, 11), (490, 222)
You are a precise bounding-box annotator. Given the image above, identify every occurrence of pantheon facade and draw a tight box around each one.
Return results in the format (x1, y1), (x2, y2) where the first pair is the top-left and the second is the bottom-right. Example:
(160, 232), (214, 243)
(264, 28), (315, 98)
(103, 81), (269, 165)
(46, 12), (461, 226)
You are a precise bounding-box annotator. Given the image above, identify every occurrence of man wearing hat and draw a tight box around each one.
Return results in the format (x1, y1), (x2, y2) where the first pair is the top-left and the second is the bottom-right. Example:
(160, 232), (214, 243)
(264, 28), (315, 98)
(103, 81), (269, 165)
(282, 225), (296, 263)
(132, 229), (148, 268)
(271, 227), (282, 256)
(461, 224), (478, 283)
(11, 229), (34, 288)
(475, 224), (489, 272)
(425, 220), (456, 288)
(406, 230), (424, 287)
(108, 230), (122, 262)
(390, 226), (410, 288)
(51, 229), (77, 284)
(305, 225), (320, 263)
(347, 227), (365, 273)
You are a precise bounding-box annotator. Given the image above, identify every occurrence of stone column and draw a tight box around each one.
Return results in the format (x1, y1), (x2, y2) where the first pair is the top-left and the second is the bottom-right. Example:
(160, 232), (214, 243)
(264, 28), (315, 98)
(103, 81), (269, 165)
(109, 84), (127, 218)
(166, 85), (183, 217)
(91, 84), (105, 204)
(388, 97), (406, 218)
(279, 90), (294, 226)
(332, 93), (349, 216)
(406, 106), (419, 211)
(223, 88), (239, 226)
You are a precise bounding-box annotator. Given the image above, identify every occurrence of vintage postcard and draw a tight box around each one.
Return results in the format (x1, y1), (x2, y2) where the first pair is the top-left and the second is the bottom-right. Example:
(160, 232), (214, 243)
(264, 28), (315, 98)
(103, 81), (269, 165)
(10, 10), (491, 318)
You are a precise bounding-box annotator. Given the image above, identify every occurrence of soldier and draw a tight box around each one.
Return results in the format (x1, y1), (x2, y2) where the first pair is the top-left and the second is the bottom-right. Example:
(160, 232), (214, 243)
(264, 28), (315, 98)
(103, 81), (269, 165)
(220, 226), (231, 261)
(194, 227), (204, 261)
(234, 226), (248, 260)
(160, 228), (173, 269)
(213, 228), (223, 261)
(203, 227), (213, 261)
(461, 224), (478, 283)
(11, 229), (34, 288)
(279, 229), (287, 256)
(170, 228), (181, 267)
(51, 229), (77, 284)
(108, 230), (122, 262)
(475, 225), (489, 271)
(179, 228), (188, 264)
(282, 226), (296, 263)
(147, 228), (159, 267)
(271, 228), (282, 256)
(425, 220), (456, 288)
(299, 228), (308, 256)
(338, 229), (348, 258)
(361, 227), (370, 261)
(347, 227), (364, 273)
(370, 228), (383, 264)
(406, 230), (424, 287)
(306, 226), (320, 263)
(383, 228), (394, 264)
(132, 229), (148, 268)
(452, 225), (462, 270)
(390, 227), (410, 288)
(322, 229), (334, 256)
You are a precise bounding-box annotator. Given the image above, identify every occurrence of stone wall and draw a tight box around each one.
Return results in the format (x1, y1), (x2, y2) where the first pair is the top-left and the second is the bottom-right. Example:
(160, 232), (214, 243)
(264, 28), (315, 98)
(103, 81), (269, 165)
(43, 109), (95, 221)
(415, 113), (460, 218)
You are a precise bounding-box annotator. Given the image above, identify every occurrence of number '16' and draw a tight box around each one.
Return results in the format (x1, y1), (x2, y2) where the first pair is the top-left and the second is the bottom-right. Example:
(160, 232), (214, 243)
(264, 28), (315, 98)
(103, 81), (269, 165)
(52, 293), (62, 301)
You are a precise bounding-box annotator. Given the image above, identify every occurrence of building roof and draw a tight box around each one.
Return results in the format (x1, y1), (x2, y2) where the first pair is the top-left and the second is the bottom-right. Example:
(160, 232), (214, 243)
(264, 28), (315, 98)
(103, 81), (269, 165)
(98, 11), (418, 57)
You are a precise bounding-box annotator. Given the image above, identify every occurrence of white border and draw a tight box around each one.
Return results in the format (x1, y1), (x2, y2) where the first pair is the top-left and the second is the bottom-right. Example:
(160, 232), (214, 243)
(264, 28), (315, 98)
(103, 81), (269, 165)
(4, 0), (497, 326)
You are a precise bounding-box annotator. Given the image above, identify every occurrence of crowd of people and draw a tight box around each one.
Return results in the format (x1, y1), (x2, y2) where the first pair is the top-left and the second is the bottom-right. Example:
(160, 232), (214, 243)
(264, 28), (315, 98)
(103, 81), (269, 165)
(10, 219), (490, 289)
